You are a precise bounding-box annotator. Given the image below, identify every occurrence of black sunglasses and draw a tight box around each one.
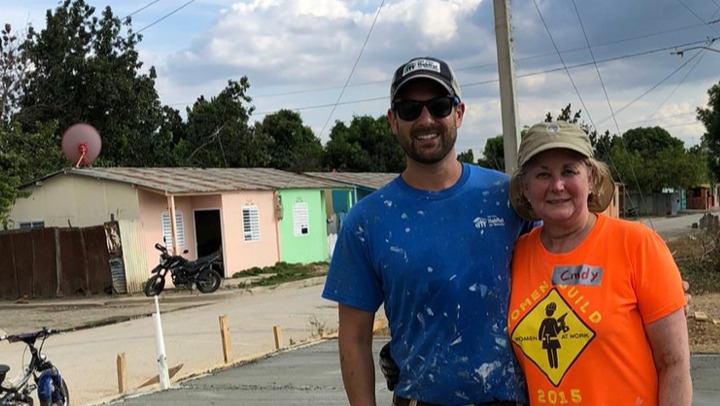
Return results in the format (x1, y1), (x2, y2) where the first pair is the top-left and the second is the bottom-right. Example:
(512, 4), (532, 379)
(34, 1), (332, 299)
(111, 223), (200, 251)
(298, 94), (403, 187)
(392, 96), (459, 121)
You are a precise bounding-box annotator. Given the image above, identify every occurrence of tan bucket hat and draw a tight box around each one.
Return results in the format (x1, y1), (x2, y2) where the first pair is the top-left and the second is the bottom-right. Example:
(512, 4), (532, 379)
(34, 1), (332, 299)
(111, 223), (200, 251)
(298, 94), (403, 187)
(509, 121), (615, 221)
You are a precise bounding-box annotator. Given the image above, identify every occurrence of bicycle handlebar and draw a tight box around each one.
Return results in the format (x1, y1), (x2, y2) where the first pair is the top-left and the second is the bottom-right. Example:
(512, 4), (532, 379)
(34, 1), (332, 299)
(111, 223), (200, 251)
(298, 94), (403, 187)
(0, 327), (58, 344)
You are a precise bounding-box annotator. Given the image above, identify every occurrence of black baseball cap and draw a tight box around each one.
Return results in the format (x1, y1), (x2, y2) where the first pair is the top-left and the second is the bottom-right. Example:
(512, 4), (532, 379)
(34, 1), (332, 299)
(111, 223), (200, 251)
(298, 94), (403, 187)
(390, 57), (461, 101)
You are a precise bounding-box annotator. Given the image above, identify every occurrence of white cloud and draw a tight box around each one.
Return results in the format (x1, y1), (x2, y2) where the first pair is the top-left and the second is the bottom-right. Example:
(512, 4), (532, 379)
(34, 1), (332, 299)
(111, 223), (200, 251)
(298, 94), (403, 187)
(5, 0), (719, 152)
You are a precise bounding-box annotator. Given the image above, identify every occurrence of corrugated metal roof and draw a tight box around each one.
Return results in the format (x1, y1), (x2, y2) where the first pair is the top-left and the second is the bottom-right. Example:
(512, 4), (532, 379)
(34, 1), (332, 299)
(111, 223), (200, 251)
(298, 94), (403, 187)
(63, 167), (350, 194)
(305, 172), (399, 190)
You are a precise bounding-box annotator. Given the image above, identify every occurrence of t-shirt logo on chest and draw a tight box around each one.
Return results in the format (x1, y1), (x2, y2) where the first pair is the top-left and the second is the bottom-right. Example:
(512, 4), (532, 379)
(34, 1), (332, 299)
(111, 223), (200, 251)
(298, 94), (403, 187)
(473, 215), (505, 229)
(551, 265), (603, 286)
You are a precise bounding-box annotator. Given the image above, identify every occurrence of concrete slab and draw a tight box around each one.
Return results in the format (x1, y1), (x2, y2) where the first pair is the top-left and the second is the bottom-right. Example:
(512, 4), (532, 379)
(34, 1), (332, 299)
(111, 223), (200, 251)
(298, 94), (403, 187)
(106, 340), (717, 406)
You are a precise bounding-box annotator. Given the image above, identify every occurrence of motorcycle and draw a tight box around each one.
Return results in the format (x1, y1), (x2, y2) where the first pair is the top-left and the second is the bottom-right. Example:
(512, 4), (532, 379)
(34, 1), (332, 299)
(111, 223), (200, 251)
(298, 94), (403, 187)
(144, 243), (223, 296)
(0, 328), (69, 406)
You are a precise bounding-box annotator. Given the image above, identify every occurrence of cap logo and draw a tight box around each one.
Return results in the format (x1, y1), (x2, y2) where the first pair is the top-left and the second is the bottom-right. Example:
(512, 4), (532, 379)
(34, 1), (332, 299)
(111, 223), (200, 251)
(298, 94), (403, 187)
(547, 124), (560, 133)
(402, 59), (441, 77)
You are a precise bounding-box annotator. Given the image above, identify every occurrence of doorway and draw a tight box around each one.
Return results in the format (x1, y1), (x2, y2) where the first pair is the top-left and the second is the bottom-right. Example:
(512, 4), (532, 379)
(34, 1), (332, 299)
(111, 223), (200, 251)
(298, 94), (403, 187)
(194, 209), (222, 257)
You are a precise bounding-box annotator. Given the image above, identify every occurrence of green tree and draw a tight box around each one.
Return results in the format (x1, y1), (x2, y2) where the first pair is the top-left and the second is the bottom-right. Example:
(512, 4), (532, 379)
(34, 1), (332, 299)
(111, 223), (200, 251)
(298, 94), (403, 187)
(183, 78), (270, 168)
(697, 81), (720, 181)
(457, 149), (475, 164)
(620, 126), (683, 157)
(0, 173), (21, 228)
(609, 126), (707, 192)
(17, 0), (165, 166)
(0, 124), (63, 225)
(255, 109), (323, 172)
(545, 104), (582, 124)
(0, 23), (32, 127)
(477, 135), (504, 171)
(324, 115), (404, 172)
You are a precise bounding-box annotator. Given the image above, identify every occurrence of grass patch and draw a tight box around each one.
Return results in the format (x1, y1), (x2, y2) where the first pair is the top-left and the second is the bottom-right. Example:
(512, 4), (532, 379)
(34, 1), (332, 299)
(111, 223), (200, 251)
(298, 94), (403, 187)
(231, 261), (328, 288)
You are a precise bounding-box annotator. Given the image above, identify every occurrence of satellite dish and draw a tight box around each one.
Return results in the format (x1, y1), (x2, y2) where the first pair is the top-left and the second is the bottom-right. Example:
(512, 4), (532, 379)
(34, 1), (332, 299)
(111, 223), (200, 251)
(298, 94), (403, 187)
(61, 123), (102, 168)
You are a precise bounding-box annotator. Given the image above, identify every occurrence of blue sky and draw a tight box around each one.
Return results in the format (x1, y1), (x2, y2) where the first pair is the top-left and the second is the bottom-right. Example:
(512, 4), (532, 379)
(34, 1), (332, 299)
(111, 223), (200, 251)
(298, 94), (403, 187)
(5, 0), (719, 159)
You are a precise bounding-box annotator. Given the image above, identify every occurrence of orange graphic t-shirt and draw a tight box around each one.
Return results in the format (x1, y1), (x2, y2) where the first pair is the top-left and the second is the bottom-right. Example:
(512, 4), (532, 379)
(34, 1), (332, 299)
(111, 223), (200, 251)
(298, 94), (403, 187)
(508, 214), (685, 405)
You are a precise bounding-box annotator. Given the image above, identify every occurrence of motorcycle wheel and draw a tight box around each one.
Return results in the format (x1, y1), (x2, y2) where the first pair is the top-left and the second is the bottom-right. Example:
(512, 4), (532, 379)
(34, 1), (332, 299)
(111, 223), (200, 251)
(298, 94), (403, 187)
(144, 274), (165, 297)
(39, 377), (70, 406)
(196, 269), (222, 293)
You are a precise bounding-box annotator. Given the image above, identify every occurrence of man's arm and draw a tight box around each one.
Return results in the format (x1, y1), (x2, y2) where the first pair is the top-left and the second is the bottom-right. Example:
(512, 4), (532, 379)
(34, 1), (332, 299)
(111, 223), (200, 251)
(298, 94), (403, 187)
(645, 308), (692, 406)
(338, 303), (377, 406)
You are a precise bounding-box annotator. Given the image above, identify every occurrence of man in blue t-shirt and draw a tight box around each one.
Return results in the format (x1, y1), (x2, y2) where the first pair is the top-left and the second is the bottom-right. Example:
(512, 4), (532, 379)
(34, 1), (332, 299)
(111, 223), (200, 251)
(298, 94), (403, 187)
(322, 56), (530, 406)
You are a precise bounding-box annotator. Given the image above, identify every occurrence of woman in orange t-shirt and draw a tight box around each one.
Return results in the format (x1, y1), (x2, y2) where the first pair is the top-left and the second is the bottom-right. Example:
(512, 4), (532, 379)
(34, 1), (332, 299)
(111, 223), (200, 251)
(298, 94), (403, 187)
(507, 121), (691, 405)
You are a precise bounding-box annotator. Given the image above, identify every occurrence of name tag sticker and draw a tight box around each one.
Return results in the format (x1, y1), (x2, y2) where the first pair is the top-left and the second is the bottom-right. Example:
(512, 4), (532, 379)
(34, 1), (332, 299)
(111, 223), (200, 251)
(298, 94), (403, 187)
(551, 265), (603, 286)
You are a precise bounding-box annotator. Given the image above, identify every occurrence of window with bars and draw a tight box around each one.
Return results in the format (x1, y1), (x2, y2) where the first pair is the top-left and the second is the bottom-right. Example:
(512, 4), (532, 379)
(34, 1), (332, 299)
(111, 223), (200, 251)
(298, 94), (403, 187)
(242, 205), (261, 241)
(161, 210), (185, 248)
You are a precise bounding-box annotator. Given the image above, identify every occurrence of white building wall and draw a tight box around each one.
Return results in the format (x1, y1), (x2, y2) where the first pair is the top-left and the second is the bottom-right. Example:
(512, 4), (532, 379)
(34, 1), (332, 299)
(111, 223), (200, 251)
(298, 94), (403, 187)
(9, 175), (140, 228)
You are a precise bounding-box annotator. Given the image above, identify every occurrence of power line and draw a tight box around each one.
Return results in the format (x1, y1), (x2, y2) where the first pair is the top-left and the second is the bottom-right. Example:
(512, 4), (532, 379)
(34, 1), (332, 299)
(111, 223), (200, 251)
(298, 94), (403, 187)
(249, 21), (720, 100)
(640, 51), (708, 127)
(316, 0), (386, 139)
(675, 0), (720, 36)
(126, 0), (161, 18)
(136, 0), (197, 34)
(595, 51), (703, 125)
(239, 36), (719, 119)
(570, 0), (620, 135)
(163, 27), (720, 108)
(530, 0), (597, 127)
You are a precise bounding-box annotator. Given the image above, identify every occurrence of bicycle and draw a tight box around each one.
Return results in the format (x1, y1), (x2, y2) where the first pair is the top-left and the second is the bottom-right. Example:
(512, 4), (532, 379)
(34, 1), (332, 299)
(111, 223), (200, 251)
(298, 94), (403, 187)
(0, 327), (69, 406)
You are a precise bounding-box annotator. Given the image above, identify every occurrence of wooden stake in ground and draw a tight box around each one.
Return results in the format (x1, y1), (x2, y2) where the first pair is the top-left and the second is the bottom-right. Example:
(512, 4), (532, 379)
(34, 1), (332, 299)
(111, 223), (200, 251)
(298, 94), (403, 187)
(219, 314), (232, 363)
(273, 326), (282, 350)
(117, 353), (127, 393)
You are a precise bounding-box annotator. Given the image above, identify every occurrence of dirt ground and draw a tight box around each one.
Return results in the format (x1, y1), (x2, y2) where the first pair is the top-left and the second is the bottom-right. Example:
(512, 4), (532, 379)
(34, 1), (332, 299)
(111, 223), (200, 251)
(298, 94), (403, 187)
(687, 293), (720, 353)
(0, 293), (215, 336)
(2, 290), (719, 353)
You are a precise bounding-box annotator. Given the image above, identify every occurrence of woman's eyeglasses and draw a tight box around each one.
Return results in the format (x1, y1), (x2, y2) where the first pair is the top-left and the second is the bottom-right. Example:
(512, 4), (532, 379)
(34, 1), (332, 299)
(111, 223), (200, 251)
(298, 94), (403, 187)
(392, 96), (459, 121)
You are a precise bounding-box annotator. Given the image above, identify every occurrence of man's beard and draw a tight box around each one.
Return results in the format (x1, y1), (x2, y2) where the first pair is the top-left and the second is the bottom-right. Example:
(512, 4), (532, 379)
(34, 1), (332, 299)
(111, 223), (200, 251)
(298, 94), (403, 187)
(401, 127), (458, 165)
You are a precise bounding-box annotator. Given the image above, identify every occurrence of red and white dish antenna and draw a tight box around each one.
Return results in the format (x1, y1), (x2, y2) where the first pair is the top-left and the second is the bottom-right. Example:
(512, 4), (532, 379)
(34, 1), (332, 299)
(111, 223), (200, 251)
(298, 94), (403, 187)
(61, 123), (102, 168)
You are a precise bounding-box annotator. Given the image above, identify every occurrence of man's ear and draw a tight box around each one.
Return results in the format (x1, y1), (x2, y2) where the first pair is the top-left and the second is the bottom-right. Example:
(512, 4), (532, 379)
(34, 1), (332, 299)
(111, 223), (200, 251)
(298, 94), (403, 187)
(455, 102), (466, 128)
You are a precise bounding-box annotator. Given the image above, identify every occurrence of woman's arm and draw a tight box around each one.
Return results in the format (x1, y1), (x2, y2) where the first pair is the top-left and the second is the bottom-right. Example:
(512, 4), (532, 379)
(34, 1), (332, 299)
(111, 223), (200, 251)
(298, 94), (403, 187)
(644, 308), (692, 406)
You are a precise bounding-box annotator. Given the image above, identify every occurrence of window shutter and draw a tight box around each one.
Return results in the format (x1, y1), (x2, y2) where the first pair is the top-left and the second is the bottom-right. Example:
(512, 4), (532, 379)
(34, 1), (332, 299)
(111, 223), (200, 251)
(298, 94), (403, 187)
(162, 210), (185, 247)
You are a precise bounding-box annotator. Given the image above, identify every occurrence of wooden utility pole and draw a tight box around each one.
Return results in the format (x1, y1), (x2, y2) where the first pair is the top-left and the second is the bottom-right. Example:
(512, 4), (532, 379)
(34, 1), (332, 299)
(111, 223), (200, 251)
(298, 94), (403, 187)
(493, 0), (520, 174)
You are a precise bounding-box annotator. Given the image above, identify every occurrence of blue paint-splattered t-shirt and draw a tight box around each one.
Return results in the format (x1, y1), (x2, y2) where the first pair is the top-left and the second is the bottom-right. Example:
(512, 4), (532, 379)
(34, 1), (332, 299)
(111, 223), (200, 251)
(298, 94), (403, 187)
(322, 163), (530, 405)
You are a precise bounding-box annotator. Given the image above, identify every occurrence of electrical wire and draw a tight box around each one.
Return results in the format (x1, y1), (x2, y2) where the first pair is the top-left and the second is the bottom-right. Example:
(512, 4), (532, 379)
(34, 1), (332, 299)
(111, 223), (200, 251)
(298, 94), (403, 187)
(136, 0), (197, 34)
(568, 0), (648, 222)
(248, 20), (720, 100)
(126, 0), (161, 18)
(316, 0), (386, 140)
(246, 35), (717, 120)
(530, 0), (596, 126)
(675, 0), (720, 36)
(595, 50), (702, 125)
(640, 51), (707, 127)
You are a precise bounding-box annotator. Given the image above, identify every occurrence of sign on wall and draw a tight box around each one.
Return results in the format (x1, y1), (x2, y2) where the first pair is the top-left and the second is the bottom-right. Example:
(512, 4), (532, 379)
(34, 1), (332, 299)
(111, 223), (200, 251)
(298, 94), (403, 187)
(293, 202), (309, 236)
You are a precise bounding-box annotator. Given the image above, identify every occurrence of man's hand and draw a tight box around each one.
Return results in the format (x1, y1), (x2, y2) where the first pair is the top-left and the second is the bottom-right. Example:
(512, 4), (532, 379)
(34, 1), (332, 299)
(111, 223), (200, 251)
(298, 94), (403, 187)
(379, 342), (399, 391)
(683, 280), (691, 315)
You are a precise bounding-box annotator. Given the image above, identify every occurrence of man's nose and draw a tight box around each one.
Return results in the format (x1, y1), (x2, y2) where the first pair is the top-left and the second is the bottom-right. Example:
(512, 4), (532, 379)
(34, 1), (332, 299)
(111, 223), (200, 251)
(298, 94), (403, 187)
(415, 105), (434, 123)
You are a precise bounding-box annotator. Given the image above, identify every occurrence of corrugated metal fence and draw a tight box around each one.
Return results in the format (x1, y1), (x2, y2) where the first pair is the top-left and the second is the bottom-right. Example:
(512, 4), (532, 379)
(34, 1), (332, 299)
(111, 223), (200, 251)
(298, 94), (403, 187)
(0, 225), (114, 299)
